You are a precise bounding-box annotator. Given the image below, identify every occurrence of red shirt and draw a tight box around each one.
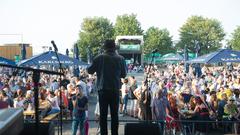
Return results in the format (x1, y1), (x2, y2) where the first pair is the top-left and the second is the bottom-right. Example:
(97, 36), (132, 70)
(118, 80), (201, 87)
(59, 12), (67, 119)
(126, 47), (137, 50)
(0, 101), (8, 109)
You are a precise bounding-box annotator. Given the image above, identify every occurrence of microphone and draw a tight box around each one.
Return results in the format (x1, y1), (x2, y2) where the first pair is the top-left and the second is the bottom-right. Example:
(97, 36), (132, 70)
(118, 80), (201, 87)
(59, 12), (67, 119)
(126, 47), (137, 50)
(152, 49), (158, 53)
(50, 40), (63, 135)
(51, 40), (58, 52)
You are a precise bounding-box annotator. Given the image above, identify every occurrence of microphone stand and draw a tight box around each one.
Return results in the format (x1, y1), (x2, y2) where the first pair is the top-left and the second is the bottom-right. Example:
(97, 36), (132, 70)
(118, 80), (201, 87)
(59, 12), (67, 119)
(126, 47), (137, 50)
(51, 41), (64, 135)
(0, 63), (63, 135)
(144, 50), (156, 121)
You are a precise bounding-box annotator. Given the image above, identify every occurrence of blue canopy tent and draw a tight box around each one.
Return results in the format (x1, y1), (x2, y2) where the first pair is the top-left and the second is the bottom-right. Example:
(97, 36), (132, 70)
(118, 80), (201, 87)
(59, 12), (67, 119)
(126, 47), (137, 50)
(18, 51), (88, 67)
(187, 49), (240, 64)
(0, 56), (16, 66)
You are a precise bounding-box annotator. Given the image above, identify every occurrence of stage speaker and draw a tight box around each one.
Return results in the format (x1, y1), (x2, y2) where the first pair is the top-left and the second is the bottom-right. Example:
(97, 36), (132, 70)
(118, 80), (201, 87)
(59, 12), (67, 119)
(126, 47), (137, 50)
(124, 122), (160, 135)
(20, 122), (55, 135)
(0, 108), (24, 135)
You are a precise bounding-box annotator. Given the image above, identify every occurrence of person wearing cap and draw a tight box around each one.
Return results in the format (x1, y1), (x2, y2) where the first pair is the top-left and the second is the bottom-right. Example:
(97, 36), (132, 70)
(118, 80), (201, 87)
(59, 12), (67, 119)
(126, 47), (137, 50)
(87, 39), (127, 135)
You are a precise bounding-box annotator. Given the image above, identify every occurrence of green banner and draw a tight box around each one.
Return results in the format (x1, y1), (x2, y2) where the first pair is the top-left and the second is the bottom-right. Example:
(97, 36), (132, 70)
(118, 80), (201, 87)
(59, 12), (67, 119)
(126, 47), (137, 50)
(188, 53), (196, 58)
(120, 44), (140, 51)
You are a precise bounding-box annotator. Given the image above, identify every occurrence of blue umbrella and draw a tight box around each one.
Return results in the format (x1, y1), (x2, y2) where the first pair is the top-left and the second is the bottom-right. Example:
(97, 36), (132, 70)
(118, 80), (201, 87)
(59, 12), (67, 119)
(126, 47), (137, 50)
(187, 49), (240, 64)
(18, 51), (88, 67)
(21, 44), (26, 60)
(0, 56), (16, 66)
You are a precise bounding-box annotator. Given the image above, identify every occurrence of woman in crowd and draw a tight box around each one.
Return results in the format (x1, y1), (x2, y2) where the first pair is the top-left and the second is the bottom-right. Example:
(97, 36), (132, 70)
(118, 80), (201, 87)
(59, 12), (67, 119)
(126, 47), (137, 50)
(72, 85), (88, 135)
(193, 96), (210, 134)
(128, 76), (138, 117)
(189, 96), (197, 111)
(13, 89), (25, 108)
(134, 81), (147, 120)
(152, 89), (172, 135)
(67, 83), (76, 119)
(166, 96), (180, 134)
(23, 91), (34, 111)
(46, 90), (60, 115)
(40, 88), (48, 101)
(208, 91), (218, 120)
(120, 78), (129, 116)
(0, 89), (13, 107)
(233, 89), (240, 107)
(139, 81), (152, 120)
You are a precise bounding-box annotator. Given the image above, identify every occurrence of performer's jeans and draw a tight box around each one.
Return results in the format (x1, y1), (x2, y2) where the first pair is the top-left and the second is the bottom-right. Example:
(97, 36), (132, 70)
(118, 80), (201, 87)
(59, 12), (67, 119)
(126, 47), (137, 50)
(99, 90), (119, 135)
(72, 113), (86, 135)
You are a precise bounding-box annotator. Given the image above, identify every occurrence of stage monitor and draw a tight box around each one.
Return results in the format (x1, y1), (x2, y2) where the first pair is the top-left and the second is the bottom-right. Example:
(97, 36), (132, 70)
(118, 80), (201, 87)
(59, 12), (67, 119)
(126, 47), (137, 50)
(0, 108), (24, 135)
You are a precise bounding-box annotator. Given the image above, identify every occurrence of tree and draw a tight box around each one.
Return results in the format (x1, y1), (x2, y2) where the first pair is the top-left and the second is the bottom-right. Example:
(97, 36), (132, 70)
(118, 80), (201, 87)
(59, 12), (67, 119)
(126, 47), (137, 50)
(77, 17), (114, 61)
(114, 14), (143, 37)
(178, 16), (225, 55)
(144, 27), (173, 54)
(228, 26), (240, 50)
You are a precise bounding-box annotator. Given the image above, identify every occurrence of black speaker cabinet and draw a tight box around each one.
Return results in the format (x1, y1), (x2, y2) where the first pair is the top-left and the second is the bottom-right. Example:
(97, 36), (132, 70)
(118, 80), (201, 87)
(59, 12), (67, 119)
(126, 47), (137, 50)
(0, 108), (24, 135)
(20, 122), (55, 135)
(124, 122), (160, 135)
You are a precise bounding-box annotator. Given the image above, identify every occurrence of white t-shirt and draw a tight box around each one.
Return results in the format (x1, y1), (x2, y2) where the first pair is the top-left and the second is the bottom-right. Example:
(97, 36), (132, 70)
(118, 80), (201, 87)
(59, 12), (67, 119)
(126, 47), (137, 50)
(121, 83), (129, 98)
(14, 98), (25, 108)
(48, 96), (60, 110)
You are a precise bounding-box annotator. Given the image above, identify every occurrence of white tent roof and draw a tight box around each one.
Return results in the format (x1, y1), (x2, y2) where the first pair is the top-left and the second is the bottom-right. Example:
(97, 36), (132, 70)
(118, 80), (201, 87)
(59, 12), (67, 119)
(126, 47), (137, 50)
(115, 35), (144, 45)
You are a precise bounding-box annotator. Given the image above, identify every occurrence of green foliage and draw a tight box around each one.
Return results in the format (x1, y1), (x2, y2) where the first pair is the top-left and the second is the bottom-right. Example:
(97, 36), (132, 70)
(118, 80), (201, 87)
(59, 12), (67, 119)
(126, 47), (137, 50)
(114, 14), (143, 37)
(144, 27), (173, 54)
(178, 16), (225, 55)
(228, 26), (240, 50)
(77, 17), (114, 60)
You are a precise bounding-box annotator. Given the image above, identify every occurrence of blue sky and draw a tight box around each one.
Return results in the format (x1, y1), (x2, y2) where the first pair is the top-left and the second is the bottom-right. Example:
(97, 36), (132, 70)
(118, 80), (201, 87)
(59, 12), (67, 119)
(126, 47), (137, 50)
(0, 0), (240, 54)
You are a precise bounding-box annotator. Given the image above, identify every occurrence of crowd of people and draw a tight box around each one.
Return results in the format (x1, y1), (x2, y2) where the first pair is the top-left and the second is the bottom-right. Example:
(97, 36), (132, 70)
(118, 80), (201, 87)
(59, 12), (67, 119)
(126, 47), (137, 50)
(127, 63), (144, 73)
(0, 68), (95, 135)
(121, 63), (240, 135)
(1, 62), (240, 135)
